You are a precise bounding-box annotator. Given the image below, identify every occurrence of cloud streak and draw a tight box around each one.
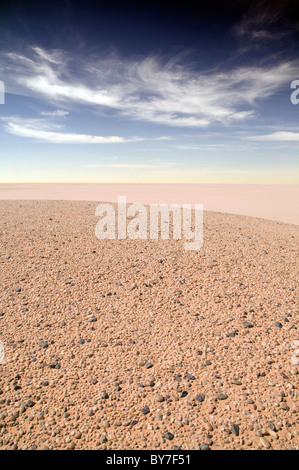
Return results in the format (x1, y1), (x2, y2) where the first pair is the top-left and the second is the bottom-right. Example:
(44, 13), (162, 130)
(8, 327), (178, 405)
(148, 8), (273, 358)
(1, 46), (298, 129)
(247, 131), (299, 141)
(83, 162), (178, 169)
(39, 109), (69, 117)
(2, 117), (143, 144)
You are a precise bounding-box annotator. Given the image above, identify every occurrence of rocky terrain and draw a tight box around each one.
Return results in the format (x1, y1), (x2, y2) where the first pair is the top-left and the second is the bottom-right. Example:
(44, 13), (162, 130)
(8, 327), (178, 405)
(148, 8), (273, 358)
(0, 200), (298, 450)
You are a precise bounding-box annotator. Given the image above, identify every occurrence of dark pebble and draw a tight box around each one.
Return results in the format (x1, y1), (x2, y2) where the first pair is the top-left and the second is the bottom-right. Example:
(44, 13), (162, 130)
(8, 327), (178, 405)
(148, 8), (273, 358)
(145, 362), (153, 369)
(232, 424), (240, 436)
(26, 400), (35, 408)
(196, 394), (205, 403)
(185, 373), (196, 380)
(268, 422), (276, 431)
(164, 431), (174, 441)
(141, 406), (150, 415)
(217, 393), (228, 400)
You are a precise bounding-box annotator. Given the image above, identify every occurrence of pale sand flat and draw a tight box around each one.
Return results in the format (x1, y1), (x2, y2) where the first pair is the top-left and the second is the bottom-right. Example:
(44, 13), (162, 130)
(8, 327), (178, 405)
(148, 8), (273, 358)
(0, 183), (298, 225)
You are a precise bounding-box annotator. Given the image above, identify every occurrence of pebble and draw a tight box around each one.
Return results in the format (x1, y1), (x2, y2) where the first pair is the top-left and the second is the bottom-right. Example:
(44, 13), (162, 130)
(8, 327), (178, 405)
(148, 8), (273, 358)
(260, 437), (271, 449)
(196, 394), (205, 403)
(217, 393), (228, 400)
(155, 394), (164, 403)
(141, 406), (150, 415)
(164, 431), (174, 441)
(231, 424), (240, 436)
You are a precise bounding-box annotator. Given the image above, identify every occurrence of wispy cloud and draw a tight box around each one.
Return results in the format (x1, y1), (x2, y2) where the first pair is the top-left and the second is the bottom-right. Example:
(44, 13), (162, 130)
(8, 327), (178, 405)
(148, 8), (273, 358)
(247, 131), (299, 141)
(1, 116), (143, 144)
(1, 46), (298, 129)
(83, 162), (178, 169)
(232, 0), (295, 43)
(39, 109), (69, 117)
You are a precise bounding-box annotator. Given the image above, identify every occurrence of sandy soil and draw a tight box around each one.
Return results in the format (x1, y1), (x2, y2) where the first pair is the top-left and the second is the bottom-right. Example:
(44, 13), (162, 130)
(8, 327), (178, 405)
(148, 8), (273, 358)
(0, 200), (298, 450)
(0, 183), (298, 225)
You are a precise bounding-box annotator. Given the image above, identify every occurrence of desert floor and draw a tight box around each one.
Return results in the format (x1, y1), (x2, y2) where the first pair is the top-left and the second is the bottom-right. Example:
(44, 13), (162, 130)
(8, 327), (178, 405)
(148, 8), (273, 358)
(0, 200), (298, 450)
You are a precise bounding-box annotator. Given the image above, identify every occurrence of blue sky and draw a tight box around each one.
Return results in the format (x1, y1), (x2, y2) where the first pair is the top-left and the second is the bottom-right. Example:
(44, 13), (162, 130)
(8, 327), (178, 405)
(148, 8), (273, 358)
(0, 0), (298, 183)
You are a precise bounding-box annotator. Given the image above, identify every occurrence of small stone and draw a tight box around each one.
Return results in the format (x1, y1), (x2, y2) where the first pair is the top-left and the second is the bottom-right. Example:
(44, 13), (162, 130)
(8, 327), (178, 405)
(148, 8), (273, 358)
(274, 322), (283, 329)
(196, 394), (205, 403)
(74, 431), (82, 439)
(205, 422), (213, 432)
(185, 373), (196, 380)
(155, 394), (164, 403)
(200, 444), (210, 450)
(268, 422), (276, 432)
(232, 424), (240, 436)
(141, 406), (150, 415)
(39, 341), (48, 349)
(260, 437), (271, 449)
(217, 393), (228, 400)
(145, 362), (153, 369)
(164, 431), (174, 441)
(26, 400), (35, 408)
(232, 378), (242, 385)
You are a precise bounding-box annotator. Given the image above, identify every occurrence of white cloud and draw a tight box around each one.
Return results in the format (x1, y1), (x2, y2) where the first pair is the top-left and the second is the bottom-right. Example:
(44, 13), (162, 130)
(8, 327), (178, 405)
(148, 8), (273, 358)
(1, 46), (298, 128)
(40, 110), (69, 117)
(247, 131), (299, 141)
(1, 116), (143, 144)
(83, 162), (178, 169)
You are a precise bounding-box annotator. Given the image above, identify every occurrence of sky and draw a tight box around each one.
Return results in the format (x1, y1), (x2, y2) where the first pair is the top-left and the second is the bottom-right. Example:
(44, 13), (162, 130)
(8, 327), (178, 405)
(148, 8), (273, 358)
(0, 0), (298, 184)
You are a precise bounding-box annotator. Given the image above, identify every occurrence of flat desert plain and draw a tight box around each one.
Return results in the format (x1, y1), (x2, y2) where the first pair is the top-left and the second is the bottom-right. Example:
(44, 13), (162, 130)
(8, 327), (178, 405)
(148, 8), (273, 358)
(0, 188), (298, 450)
(0, 183), (299, 225)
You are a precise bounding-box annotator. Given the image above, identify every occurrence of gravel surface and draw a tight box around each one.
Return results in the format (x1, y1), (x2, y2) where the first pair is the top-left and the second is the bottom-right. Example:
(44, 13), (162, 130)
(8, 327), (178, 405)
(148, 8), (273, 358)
(0, 200), (298, 450)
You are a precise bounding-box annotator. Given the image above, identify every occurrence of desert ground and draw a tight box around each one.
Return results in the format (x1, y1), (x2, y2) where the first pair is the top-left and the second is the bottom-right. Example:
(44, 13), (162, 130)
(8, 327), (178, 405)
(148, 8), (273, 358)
(0, 198), (298, 450)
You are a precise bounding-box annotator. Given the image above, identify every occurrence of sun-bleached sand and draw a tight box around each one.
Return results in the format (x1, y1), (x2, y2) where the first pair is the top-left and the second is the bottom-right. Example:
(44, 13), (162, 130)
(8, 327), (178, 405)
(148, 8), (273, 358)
(0, 183), (298, 225)
(0, 200), (298, 450)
